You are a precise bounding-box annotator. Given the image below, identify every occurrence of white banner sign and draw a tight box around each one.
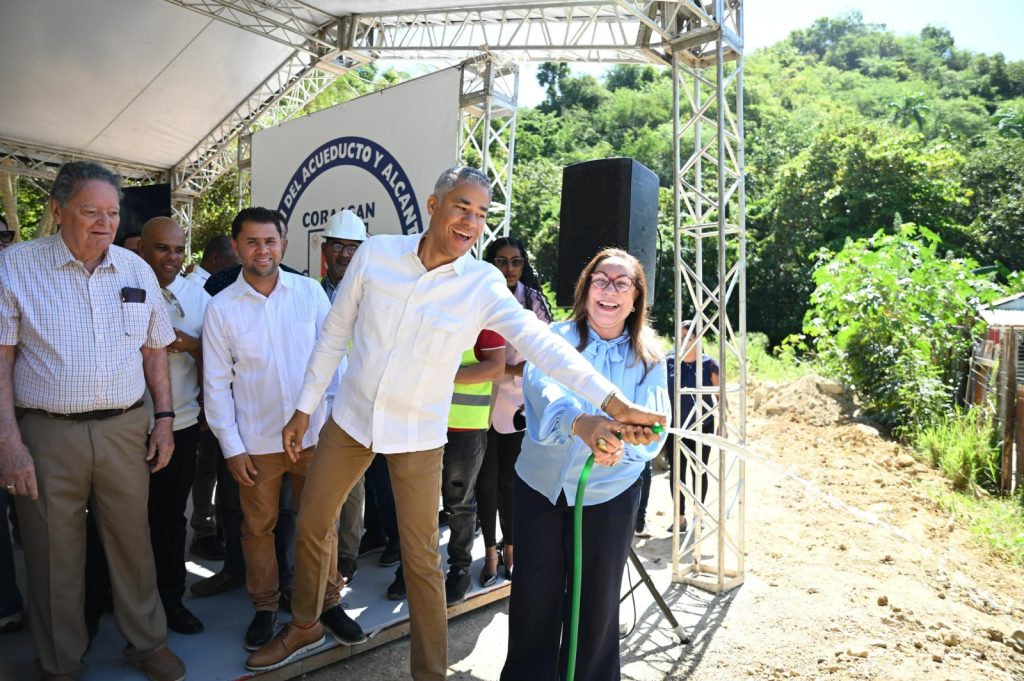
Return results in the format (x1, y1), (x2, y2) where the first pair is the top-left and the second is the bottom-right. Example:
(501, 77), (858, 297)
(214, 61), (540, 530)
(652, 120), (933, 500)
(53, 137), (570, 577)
(252, 67), (460, 276)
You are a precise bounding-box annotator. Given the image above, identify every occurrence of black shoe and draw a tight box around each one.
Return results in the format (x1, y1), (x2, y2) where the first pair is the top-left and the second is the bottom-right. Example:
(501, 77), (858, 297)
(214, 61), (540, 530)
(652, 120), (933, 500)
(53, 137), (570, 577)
(0, 611), (24, 635)
(445, 566), (471, 605)
(339, 556), (358, 585)
(244, 611), (277, 651)
(164, 599), (204, 635)
(279, 586), (293, 614)
(357, 534), (388, 557)
(438, 509), (449, 527)
(191, 570), (244, 597)
(190, 535), (226, 561)
(320, 605), (366, 645)
(479, 554), (499, 588)
(387, 566), (406, 601)
(379, 537), (401, 567)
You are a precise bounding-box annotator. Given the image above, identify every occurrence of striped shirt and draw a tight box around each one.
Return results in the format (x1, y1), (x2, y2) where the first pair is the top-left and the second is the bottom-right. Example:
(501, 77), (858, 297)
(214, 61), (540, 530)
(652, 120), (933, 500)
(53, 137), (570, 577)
(0, 234), (175, 413)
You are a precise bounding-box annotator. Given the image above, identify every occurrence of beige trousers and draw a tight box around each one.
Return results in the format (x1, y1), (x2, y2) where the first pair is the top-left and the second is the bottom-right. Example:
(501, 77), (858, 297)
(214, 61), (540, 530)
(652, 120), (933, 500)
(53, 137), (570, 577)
(15, 409), (166, 677)
(293, 419), (447, 681)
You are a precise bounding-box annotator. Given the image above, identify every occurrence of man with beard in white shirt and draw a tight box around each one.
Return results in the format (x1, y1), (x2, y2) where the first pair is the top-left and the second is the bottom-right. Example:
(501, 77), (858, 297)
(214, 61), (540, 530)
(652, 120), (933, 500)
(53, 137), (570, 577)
(202, 207), (363, 653)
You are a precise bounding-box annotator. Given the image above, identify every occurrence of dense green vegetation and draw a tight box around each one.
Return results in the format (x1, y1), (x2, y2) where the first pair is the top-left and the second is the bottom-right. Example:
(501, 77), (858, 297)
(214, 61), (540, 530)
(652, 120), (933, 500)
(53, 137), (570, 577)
(507, 13), (1024, 343)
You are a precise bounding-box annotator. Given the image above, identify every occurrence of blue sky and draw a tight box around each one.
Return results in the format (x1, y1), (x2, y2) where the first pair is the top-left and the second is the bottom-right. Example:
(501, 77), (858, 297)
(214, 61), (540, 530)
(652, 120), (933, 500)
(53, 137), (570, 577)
(515, 0), (1024, 106)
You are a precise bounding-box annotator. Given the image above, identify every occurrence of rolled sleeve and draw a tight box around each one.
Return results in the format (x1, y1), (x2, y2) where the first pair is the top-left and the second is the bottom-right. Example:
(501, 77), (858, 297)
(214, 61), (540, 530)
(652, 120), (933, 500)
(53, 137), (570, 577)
(143, 276), (175, 349)
(0, 282), (19, 346)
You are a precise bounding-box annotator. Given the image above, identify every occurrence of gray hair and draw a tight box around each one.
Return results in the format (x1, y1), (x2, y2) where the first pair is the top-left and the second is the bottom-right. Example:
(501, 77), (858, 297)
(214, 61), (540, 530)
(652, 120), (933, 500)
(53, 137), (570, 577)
(432, 165), (491, 202)
(51, 161), (122, 207)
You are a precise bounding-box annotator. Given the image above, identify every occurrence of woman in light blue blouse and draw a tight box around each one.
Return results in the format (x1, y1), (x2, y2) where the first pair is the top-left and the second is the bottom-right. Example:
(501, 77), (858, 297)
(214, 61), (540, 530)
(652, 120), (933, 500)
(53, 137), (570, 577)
(500, 248), (668, 681)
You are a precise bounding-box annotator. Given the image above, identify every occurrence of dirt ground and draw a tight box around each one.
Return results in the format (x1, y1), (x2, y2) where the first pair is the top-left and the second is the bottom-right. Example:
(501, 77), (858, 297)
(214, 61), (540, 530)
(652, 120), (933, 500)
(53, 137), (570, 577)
(308, 376), (1024, 680)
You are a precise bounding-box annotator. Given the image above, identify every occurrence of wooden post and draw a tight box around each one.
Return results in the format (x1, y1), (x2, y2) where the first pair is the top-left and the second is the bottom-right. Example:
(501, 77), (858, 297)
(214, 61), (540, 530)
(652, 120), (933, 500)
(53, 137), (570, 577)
(1015, 384), (1024, 493)
(1000, 330), (1016, 494)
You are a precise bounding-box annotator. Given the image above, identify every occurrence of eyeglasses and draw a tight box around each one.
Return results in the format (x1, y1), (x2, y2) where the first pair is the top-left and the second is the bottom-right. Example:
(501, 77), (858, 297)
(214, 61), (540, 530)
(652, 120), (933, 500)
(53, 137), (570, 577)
(493, 256), (524, 268)
(160, 287), (185, 320)
(0, 231), (14, 244)
(590, 274), (635, 293)
(326, 241), (359, 256)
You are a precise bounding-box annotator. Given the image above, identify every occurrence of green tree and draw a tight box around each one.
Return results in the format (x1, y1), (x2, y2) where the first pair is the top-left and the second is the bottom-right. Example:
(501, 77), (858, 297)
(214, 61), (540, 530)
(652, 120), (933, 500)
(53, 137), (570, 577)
(749, 122), (970, 342)
(888, 92), (931, 131)
(803, 223), (1006, 432)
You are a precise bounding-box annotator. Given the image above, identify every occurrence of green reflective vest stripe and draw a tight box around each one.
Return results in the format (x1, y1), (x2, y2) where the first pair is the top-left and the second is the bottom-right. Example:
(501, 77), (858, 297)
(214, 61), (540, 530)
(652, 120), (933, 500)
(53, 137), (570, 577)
(448, 348), (493, 430)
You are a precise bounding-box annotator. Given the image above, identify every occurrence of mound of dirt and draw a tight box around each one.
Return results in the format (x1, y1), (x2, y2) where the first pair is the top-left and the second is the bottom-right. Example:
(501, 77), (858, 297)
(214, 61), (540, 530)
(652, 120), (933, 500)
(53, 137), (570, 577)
(750, 374), (859, 427)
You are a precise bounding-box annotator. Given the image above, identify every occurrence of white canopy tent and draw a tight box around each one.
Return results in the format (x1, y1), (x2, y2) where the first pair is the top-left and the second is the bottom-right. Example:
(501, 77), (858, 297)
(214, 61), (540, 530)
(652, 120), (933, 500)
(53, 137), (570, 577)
(1, 0), (747, 594)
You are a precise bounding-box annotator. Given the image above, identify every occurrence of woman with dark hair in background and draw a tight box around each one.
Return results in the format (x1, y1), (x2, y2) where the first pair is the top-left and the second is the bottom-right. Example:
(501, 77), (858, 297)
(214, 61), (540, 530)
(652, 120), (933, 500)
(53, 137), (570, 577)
(501, 248), (667, 681)
(477, 236), (553, 586)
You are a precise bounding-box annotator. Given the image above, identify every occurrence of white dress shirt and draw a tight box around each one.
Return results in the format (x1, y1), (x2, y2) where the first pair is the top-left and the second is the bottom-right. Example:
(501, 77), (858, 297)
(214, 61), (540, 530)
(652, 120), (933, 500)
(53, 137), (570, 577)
(296, 233), (617, 454)
(144, 275), (210, 431)
(185, 265), (210, 286)
(0, 236), (174, 412)
(203, 269), (331, 458)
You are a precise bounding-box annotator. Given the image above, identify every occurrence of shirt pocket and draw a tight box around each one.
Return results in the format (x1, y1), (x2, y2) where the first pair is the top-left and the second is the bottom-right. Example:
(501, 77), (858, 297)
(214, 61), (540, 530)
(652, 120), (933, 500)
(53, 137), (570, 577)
(228, 330), (268, 370)
(413, 309), (462, 360)
(121, 302), (150, 339)
(360, 285), (403, 345)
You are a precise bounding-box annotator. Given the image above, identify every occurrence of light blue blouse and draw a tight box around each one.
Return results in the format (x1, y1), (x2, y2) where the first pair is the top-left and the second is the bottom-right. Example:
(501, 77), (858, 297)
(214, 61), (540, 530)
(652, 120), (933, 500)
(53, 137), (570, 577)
(515, 321), (669, 506)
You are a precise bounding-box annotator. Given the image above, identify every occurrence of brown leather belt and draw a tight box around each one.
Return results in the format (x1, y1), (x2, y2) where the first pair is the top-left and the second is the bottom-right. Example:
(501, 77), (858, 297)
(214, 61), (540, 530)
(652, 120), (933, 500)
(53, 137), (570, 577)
(18, 401), (144, 421)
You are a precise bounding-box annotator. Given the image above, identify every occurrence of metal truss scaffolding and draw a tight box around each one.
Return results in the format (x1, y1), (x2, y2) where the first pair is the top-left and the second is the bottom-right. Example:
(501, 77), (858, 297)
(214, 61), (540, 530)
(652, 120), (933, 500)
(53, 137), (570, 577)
(3, 0), (747, 594)
(459, 55), (519, 255)
(669, 0), (746, 594)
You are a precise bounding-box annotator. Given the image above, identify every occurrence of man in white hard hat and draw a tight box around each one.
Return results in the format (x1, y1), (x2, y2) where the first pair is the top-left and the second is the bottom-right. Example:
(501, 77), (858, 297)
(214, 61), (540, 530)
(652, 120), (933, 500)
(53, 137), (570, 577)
(320, 210), (367, 303)
(319, 209), (368, 585)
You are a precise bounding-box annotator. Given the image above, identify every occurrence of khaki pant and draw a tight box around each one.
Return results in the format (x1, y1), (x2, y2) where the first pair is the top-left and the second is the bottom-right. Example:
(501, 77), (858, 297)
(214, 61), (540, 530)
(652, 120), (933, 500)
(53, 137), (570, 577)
(16, 409), (166, 677)
(294, 419), (447, 681)
(239, 448), (342, 612)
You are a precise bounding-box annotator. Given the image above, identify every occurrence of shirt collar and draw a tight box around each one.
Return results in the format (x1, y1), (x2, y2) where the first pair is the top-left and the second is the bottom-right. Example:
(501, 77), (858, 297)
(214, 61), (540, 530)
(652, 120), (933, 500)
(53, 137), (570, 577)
(231, 267), (291, 300)
(50, 234), (114, 271)
(405, 231), (469, 276)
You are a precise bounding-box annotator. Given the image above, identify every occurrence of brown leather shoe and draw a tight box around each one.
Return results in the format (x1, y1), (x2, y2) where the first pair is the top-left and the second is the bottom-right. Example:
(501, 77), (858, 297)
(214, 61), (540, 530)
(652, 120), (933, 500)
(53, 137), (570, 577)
(124, 644), (186, 681)
(245, 622), (325, 672)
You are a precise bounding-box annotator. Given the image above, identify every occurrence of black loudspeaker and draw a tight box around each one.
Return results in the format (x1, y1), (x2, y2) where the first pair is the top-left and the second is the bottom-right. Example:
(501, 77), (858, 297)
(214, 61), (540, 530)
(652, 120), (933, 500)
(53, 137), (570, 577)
(556, 158), (659, 308)
(117, 184), (172, 240)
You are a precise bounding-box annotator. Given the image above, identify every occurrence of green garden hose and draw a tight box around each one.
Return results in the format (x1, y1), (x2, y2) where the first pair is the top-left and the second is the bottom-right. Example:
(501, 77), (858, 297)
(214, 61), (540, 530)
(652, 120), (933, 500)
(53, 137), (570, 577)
(566, 423), (664, 681)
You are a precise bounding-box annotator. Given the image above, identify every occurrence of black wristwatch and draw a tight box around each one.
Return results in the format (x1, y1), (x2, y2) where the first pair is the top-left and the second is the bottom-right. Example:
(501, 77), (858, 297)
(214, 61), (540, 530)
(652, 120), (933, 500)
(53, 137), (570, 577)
(154, 411), (176, 420)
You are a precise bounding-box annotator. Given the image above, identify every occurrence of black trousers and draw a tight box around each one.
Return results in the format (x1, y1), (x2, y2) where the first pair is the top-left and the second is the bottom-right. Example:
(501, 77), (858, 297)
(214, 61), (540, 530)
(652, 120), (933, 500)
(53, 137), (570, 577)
(149, 423), (201, 601)
(363, 453), (398, 542)
(476, 428), (524, 548)
(501, 475), (640, 681)
(667, 433), (712, 515)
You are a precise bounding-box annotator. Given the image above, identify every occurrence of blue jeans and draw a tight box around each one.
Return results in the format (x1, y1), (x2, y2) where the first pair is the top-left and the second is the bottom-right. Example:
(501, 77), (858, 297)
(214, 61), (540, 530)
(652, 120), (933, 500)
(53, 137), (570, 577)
(0, 490), (23, 617)
(442, 430), (486, 570)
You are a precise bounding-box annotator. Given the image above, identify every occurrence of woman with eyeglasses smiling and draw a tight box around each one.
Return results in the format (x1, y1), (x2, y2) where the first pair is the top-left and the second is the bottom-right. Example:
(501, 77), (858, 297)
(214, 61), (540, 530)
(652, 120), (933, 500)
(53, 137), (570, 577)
(477, 237), (553, 586)
(501, 247), (667, 681)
